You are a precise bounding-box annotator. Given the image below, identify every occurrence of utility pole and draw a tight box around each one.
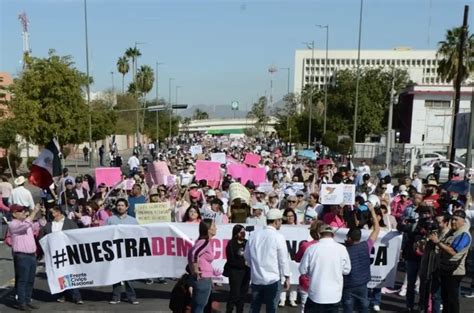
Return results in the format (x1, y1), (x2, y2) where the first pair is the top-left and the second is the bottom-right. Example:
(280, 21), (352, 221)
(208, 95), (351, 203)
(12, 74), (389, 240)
(317, 24), (329, 135)
(385, 68), (396, 168)
(449, 5), (469, 179)
(303, 41), (315, 148)
(83, 0), (92, 168)
(466, 87), (474, 180)
(280, 67), (291, 130)
(352, 0), (364, 160)
(168, 77), (174, 139)
(155, 62), (164, 142)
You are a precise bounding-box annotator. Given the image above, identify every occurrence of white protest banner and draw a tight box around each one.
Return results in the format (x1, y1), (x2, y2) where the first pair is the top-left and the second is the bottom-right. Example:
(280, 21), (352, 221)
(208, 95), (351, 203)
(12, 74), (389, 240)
(135, 202), (172, 224)
(320, 184), (356, 205)
(190, 145), (203, 157)
(211, 153), (226, 164)
(40, 224), (401, 294)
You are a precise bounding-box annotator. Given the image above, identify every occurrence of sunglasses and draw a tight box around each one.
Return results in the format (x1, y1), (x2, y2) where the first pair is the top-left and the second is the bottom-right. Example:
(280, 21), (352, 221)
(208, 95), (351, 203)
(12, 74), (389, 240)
(288, 201), (296, 203)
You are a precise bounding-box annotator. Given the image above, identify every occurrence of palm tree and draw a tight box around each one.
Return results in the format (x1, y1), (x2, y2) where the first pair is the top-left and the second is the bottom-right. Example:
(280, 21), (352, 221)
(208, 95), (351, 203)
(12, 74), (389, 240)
(193, 109), (209, 120)
(436, 26), (474, 85)
(125, 47), (142, 93)
(116, 56), (129, 93)
(135, 65), (155, 132)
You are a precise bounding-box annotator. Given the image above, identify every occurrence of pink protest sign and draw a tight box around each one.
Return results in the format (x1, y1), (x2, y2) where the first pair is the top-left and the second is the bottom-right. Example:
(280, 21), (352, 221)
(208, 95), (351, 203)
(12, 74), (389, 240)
(95, 167), (122, 187)
(195, 160), (221, 182)
(227, 164), (246, 179)
(241, 167), (266, 185)
(147, 161), (170, 186)
(244, 153), (261, 167)
(123, 179), (135, 190)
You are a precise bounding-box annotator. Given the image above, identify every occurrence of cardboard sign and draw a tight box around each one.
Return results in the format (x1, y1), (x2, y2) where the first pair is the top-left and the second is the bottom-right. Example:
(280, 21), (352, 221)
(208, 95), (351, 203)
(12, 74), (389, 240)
(123, 179), (135, 191)
(135, 202), (172, 224)
(258, 182), (273, 193)
(190, 145), (203, 157)
(95, 167), (122, 187)
(320, 184), (356, 205)
(227, 164), (247, 179)
(241, 167), (266, 185)
(211, 153), (226, 164)
(244, 153), (261, 167)
(195, 160), (221, 182)
(147, 161), (170, 186)
(229, 182), (251, 204)
(163, 175), (177, 187)
(298, 150), (317, 160)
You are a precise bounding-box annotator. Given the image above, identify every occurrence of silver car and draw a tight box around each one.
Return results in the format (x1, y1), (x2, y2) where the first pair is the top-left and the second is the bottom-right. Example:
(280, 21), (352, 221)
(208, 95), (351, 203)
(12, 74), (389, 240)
(416, 159), (472, 183)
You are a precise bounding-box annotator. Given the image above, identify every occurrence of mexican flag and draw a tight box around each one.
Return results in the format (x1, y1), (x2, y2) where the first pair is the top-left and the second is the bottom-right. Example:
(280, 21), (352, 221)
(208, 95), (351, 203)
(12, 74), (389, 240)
(29, 138), (62, 189)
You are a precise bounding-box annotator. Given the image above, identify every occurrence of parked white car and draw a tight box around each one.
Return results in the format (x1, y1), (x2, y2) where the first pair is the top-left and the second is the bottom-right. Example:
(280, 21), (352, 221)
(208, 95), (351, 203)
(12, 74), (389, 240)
(416, 159), (472, 183)
(406, 152), (446, 168)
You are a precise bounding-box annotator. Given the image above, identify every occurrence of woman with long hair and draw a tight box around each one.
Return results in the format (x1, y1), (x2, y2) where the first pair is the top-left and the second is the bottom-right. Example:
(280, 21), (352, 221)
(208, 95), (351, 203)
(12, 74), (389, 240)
(224, 224), (250, 313)
(182, 205), (202, 223)
(282, 208), (298, 225)
(187, 219), (218, 313)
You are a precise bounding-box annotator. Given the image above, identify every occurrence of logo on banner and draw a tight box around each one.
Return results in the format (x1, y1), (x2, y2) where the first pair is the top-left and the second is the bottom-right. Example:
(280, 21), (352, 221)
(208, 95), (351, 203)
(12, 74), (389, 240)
(58, 273), (93, 290)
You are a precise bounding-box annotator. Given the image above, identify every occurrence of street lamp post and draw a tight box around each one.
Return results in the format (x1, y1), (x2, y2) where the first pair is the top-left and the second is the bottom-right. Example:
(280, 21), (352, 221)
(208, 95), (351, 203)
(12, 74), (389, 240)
(168, 77), (174, 139)
(134, 41), (145, 146)
(175, 85), (182, 111)
(303, 41), (315, 148)
(155, 62), (164, 142)
(352, 0), (364, 160)
(280, 67), (291, 130)
(83, 0), (92, 167)
(316, 24), (329, 135)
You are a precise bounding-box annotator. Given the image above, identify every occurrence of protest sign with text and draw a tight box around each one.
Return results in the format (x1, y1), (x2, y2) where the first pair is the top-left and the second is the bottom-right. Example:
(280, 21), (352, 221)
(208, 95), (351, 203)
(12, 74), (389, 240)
(40, 224), (402, 294)
(95, 168), (122, 187)
(320, 184), (356, 205)
(135, 202), (172, 224)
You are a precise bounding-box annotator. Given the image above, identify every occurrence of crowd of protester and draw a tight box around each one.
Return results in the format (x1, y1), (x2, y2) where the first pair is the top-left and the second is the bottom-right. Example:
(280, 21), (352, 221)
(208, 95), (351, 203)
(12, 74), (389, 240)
(2, 135), (474, 313)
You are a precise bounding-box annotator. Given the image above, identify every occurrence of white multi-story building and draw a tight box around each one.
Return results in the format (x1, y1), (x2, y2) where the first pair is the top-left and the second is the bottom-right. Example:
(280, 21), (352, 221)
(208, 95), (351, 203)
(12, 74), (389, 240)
(293, 48), (449, 95)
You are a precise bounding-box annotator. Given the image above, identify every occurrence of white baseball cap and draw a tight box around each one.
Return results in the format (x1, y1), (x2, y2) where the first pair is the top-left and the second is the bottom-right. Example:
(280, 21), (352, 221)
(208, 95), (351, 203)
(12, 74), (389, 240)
(266, 209), (283, 220)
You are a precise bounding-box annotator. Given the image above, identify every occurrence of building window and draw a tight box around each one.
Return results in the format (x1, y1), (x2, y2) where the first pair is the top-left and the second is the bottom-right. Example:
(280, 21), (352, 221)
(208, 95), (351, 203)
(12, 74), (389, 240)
(425, 100), (451, 109)
(306, 59), (310, 65)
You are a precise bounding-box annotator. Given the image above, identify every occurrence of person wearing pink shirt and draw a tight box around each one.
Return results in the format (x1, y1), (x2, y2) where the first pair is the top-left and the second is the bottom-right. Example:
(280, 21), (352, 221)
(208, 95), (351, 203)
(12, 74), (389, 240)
(323, 205), (347, 228)
(188, 219), (218, 313)
(390, 190), (412, 221)
(8, 204), (41, 311)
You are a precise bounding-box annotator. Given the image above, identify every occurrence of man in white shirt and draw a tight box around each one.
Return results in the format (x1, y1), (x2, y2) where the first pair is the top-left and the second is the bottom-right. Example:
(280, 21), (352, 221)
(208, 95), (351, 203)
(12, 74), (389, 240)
(299, 225), (351, 313)
(411, 172), (423, 193)
(128, 153), (140, 174)
(244, 209), (290, 313)
(10, 176), (35, 210)
(245, 209), (290, 313)
(180, 166), (194, 187)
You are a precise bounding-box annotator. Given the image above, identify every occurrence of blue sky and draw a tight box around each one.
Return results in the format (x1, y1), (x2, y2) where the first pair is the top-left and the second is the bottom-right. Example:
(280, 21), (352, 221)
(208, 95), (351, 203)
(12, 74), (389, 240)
(1, 0), (472, 110)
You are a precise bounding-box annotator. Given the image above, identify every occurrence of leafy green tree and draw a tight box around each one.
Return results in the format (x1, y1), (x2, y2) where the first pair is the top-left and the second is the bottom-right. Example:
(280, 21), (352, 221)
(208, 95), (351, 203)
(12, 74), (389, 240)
(90, 99), (117, 141)
(142, 99), (180, 141)
(193, 109), (209, 120)
(114, 94), (137, 135)
(437, 26), (474, 85)
(337, 137), (353, 155)
(247, 96), (270, 132)
(8, 50), (90, 145)
(116, 56), (129, 93)
(322, 131), (338, 151)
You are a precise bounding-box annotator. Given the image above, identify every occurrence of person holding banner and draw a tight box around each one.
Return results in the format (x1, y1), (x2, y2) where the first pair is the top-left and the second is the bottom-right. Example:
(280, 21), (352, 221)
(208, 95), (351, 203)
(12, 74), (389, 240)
(105, 198), (140, 305)
(187, 219), (219, 313)
(224, 224), (250, 313)
(244, 209), (291, 313)
(342, 202), (379, 313)
(9, 204), (41, 311)
(39, 206), (84, 304)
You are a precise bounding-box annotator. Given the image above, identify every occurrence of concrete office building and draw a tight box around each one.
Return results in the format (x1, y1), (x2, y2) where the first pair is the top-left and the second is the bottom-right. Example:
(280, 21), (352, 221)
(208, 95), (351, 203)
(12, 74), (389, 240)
(293, 48), (451, 95)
